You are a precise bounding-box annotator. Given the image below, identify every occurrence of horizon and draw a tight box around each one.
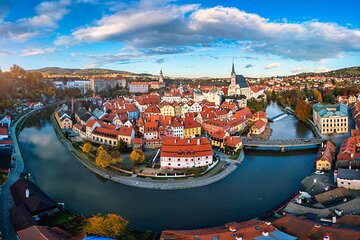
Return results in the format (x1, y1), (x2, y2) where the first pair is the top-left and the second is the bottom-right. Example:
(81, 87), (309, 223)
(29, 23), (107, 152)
(0, 0), (360, 77)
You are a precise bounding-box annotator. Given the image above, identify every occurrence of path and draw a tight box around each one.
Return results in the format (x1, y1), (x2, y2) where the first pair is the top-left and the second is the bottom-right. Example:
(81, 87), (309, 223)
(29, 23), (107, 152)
(0, 108), (41, 240)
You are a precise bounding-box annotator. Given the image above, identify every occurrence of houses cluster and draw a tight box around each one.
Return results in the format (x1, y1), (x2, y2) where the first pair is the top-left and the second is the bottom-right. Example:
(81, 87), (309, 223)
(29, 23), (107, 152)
(160, 214), (360, 240)
(9, 178), (81, 240)
(54, 91), (263, 169)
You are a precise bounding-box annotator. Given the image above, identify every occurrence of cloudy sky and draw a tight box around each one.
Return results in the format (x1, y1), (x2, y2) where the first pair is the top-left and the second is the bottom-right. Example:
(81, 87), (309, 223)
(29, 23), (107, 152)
(0, 0), (360, 77)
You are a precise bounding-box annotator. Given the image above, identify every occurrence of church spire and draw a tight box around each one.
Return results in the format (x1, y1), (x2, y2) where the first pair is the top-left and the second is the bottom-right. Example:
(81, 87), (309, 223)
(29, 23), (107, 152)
(231, 60), (235, 76)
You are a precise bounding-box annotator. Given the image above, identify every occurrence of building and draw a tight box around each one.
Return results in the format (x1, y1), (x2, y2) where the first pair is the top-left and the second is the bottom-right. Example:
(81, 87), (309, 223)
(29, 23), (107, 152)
(183, 118), (201, 138)
(160, 137), (213, 169)
(129, 82), (149, 93)
(91, 126), (134, 147)
(0, 123), (9, 140)
(272, 214), (360, 240)
(313, 103), (348, 134)
(54, 107), (73, 129)
(161, 219), (297, 240)
(315, 141), (336, 171)
(227, 62), (251, 99)
(90, 77), (126, 92)
(251, 119), (266, 135)
(160, 102), (175, 116)
(10, 178), (59, 216)
(0, 115), (11, 128)
(336, 168), (360, 190)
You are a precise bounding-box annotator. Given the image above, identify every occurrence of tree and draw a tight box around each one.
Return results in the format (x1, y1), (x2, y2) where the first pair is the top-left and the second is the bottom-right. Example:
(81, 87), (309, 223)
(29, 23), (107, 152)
(83, 213), (128, 238)
(82, 142), (94, 153)
(116, 139), (128, 153)
(295, 100), (312, 121)
(313, 89), (323, 103)
(130, 149), (146, 165)
(95, 148), (113, 168)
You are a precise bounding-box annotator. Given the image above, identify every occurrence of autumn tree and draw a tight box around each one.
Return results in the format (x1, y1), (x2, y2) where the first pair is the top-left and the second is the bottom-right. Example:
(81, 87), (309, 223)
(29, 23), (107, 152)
(313, 89), (323, 103)
(95, 148), (113, 168)
(295, 100), (312, 121)
(95, 146), (122, 168)
(83, 213), (128, 238)
(130, 149), (146, 165)
(82, 142), (94, 153)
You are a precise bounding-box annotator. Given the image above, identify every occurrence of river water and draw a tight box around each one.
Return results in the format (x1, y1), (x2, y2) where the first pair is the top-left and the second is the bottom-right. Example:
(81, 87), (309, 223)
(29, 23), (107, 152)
(18, 102), (316, 231)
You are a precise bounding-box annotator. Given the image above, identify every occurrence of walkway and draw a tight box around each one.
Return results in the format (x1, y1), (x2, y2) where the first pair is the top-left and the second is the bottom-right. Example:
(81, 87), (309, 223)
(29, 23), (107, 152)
(0, 108), (41, 240)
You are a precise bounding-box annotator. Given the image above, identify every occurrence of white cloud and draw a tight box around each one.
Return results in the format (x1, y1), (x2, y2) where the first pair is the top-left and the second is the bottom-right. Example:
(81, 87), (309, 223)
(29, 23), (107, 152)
(57, 1), (360, 61)
(0, 50), (12, 57)
(265, 62), (281, 69)
(292, 67), (308, 73)
(21, 47), (56, 56)
(314, 67), (331, 73)
(0, 0), (70, 42)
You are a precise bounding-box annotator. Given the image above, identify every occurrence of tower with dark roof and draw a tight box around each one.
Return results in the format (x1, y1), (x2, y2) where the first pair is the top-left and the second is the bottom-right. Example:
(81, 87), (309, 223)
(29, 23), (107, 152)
(228, 62), (251, 98)
(159, 69), (164, 83)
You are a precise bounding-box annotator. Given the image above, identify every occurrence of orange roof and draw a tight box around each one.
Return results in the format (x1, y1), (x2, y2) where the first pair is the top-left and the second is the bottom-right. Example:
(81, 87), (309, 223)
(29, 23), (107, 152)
(224, 136), (242, 148)
(253, 119), (266, 129)
(132, 138), (143, 145)
(161, 137), (212, 158)
(272, 214), (360, 240)
(184, 118), (200, 129)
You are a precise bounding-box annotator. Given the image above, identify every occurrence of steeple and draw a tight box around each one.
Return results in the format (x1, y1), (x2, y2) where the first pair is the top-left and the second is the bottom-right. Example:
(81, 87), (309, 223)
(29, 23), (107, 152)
(231, 60), (236, 76)
(159, 69), (164, 83)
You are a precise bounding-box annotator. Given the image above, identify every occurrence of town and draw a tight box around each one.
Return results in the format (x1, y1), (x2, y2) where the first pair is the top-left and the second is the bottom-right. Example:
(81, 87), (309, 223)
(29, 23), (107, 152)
(1, 0), (360, 239)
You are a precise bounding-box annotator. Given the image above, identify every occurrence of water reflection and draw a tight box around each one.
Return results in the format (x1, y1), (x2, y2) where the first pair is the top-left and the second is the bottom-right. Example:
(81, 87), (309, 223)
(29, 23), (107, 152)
(18, 103), (317, 231)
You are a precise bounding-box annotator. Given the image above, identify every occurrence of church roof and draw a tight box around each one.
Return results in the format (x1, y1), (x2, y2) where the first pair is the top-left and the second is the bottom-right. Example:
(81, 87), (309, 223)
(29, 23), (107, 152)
(236, 75), (250, 88)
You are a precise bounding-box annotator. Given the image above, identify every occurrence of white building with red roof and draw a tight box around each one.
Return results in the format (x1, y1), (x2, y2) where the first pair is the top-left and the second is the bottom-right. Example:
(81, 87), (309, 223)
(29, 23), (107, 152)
(160, 137), (213, 169)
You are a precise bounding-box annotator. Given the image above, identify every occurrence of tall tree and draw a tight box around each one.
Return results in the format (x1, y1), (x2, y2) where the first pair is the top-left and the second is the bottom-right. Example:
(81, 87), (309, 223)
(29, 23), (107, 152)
(295, 100), (312, 121)
(313, 89), (323, 103)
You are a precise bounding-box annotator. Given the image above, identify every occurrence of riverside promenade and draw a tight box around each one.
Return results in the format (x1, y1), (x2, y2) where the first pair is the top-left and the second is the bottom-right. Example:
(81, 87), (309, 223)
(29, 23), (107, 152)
(0, 107), (43, 240)
(51, 114), (238, 190)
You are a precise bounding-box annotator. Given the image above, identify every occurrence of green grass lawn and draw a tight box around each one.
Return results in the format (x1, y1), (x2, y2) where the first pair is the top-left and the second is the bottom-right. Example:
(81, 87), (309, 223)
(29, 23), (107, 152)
(38, 210), (77, 227)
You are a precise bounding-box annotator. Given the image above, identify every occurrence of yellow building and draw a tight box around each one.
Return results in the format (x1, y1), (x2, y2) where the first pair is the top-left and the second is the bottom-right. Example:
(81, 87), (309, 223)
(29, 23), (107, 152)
(183, 119), (201, 138)
(315, 141), (336, 171)
(160, 102), (175, 116)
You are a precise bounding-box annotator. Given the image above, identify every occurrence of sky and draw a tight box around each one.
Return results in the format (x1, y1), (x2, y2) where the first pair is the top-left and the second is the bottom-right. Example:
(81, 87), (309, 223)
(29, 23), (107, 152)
(0, 0), (360, 77)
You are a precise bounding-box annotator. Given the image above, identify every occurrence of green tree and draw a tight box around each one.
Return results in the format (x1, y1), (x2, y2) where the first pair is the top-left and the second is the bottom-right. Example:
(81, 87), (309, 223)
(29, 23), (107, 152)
(83, 213), (128, 238)
(130, 149), (146, 165)
(116, 139), (128, 153)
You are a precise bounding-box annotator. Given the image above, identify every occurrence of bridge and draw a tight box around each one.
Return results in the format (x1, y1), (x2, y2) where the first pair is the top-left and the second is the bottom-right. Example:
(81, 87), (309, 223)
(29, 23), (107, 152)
(241, 137), (323, 151)
(269, 112), (288, 122)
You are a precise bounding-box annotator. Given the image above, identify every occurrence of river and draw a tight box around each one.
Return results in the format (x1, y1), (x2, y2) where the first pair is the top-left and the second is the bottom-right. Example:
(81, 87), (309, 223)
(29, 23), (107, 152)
(18, 102), (317, 231)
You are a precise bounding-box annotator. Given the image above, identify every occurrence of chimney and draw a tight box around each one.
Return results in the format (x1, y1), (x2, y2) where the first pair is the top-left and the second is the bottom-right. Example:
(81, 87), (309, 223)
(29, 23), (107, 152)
(188, 139), (190, 144)
(197, 139), (200, 145)
(25, 189), (30, 199)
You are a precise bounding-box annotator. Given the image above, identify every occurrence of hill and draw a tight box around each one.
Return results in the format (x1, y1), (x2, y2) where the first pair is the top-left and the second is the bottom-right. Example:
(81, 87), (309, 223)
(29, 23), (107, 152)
(295, 66), (360, 78)
(31, 67), (153, 77)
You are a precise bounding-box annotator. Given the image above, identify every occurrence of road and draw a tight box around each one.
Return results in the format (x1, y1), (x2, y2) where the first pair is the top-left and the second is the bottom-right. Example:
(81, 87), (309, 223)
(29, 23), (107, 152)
(0, 109), (40, 240)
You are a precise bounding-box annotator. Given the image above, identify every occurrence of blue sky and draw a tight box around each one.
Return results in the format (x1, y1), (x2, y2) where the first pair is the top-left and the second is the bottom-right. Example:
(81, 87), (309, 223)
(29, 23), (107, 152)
(0, 0), (360, 77)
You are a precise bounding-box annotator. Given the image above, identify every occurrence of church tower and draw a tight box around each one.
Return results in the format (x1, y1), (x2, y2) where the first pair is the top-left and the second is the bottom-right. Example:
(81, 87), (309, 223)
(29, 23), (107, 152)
(231, 61), (236, 85)
(159, 69), (164, 83)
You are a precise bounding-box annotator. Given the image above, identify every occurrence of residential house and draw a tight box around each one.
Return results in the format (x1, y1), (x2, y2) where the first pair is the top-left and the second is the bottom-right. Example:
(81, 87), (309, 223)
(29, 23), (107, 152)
(315, 141), (336, 171)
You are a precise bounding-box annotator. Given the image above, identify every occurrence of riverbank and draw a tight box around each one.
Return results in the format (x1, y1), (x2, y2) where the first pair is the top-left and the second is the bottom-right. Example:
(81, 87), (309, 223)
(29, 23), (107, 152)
(50, 113), (238, 190)
(0, 106), (45, 240)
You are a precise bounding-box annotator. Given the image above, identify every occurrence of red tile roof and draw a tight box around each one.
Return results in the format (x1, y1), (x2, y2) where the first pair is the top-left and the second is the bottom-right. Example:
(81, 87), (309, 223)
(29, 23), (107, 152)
(161, 137), (212, 158)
